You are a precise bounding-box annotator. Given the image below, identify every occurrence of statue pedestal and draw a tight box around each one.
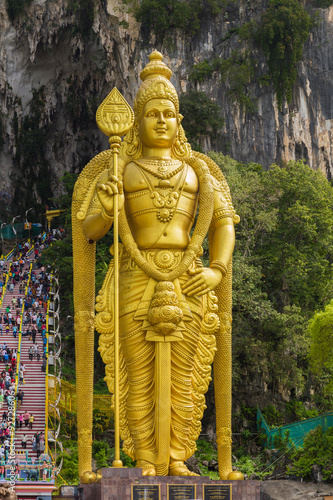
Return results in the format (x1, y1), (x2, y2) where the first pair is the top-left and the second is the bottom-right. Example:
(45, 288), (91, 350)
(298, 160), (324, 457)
(78, 468), (261, 500)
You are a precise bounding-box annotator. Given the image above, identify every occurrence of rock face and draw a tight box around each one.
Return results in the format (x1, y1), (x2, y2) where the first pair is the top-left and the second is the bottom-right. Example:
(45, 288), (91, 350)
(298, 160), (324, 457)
(0, 0), (332, 208)
(168, 0), (333, 177)
(261, 480), (333, 500)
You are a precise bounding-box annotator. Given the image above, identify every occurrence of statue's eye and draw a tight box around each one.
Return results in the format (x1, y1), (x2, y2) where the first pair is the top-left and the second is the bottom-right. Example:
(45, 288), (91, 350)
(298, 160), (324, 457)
(165, 112), (175, 118)
(146, 111), (156, 117)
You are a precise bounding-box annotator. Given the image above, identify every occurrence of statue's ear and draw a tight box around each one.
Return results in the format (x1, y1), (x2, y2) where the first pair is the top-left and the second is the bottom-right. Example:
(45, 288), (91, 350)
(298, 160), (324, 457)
(178, 113), (183, 123)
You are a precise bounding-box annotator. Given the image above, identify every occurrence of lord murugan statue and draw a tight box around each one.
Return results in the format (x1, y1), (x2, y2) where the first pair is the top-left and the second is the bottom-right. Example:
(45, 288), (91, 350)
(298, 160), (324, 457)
(72, 51), (242, 483)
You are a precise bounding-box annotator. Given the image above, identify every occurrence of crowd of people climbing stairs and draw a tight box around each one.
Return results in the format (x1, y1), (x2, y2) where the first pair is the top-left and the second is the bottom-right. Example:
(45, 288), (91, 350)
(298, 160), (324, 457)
(0, 229), (64, 481)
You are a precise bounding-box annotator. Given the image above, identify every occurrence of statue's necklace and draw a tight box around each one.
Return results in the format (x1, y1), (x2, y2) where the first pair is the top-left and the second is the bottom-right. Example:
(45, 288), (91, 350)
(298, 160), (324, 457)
(134, 159), (184, 181)
(133, 160), (186, 222)
(118, 155), (214, 283)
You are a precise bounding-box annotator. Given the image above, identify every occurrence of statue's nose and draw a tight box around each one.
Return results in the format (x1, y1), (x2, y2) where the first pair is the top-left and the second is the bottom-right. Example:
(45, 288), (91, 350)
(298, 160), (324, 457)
(157, 112), (166, 124)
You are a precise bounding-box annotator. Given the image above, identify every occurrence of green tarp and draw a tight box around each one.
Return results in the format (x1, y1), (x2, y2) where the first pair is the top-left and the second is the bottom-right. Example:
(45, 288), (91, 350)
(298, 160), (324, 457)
(257, 407), (333, 448)
(0, 223), (42, 239)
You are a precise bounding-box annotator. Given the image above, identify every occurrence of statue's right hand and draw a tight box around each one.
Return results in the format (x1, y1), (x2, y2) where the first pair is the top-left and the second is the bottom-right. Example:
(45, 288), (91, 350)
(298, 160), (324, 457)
(96, 175), (124, 216)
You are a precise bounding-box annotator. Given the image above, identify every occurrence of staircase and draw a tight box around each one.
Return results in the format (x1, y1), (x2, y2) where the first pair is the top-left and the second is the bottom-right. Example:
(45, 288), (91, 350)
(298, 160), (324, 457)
(0, 243), (47, 465)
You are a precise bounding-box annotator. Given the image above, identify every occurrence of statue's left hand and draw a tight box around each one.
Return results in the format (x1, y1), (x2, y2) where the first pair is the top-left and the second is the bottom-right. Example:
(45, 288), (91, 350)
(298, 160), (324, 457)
(182, 267), (222, 296)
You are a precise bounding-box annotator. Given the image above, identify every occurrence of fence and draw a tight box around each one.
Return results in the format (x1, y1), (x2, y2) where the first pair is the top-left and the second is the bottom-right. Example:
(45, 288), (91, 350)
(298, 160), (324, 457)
(48, 379), (113, 416)
(257, 407), (333, 448)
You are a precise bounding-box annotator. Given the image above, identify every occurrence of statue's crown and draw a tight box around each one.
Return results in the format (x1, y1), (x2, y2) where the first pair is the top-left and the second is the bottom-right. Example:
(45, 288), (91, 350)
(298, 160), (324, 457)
(140, 50), (172, 81)
(134, 51), (179, 118)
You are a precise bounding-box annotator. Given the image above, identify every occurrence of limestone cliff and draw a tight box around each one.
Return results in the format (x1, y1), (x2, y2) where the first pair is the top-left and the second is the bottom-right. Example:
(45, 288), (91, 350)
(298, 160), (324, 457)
(0, 0), (332, 210)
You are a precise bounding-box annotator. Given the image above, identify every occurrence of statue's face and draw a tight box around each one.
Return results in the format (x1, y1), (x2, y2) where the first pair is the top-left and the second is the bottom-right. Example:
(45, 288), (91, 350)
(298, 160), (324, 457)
(139, 98), (178, 149)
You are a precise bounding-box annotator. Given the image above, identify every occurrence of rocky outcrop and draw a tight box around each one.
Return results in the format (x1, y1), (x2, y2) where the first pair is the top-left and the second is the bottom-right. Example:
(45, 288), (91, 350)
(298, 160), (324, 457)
(0, 0), (332, 208)
(167, 1), (333, 176)
(261, 480), (333, 500)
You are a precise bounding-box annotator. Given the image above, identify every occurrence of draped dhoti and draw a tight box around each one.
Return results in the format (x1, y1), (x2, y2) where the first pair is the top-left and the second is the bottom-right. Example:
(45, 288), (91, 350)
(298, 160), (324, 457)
(96, 250), (219, 475)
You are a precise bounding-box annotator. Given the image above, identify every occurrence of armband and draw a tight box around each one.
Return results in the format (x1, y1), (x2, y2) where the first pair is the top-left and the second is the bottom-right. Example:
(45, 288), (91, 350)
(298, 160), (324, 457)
(210, 260), (228, 277)
(101, 208), (114, 222)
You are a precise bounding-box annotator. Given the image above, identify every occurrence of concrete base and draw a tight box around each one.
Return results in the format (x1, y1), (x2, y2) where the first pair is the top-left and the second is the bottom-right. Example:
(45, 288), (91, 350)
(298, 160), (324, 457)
(78, 467), (261, 500)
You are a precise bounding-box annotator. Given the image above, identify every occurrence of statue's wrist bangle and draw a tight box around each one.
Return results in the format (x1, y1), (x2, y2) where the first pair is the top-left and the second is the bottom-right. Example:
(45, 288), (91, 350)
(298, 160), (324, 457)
(101, 208), (113, 221)
(210, 260), (228, 277)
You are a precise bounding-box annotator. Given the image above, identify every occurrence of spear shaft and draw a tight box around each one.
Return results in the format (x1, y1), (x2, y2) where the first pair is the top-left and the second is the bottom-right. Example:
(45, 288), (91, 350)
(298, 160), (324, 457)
(110, 136), (122, 467)
(96, 88), (134, 468)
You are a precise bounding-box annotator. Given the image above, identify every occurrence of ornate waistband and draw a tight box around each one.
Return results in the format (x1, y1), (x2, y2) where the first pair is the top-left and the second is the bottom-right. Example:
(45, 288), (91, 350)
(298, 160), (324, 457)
(120, 248), (201, 273)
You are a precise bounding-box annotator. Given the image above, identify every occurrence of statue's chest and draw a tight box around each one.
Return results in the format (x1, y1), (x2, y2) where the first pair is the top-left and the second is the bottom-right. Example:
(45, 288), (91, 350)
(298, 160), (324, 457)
(123, 161), (198, 195)
(123, 161), (199, 224)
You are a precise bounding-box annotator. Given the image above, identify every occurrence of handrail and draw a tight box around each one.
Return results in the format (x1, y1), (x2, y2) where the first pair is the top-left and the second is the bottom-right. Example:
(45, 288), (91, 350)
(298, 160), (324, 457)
(45, 275), (52, 455)
(4, 248), (14, 260)
(49, 379), (112, 415)
(0, 263), (11, 310)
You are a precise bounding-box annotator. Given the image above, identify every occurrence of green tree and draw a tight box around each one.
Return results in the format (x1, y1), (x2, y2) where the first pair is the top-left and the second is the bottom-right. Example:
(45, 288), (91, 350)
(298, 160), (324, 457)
(209, 153), (333, 400)
(179, 90), (224, 150)
(308, 300), (333, 398)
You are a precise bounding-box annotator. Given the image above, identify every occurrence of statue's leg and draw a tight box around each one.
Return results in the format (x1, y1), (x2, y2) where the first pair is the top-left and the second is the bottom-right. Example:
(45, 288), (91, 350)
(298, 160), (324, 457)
(120, 316), (156, 473)
(169, 312), (201, 476)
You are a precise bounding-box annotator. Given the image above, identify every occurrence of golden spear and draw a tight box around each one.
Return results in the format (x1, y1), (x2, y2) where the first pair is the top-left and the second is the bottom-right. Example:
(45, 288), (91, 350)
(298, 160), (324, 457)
(96, 88), (134, 467)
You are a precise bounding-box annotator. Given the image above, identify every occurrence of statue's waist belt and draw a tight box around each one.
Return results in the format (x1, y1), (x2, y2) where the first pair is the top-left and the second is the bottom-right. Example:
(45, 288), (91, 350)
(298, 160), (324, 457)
(120, 248), (202, 274)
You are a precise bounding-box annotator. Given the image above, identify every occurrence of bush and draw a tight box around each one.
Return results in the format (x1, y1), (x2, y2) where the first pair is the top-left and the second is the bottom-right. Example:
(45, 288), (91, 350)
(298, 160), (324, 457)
(262, 404), (284, 427)
(59, 440), (79, 484)
(285, 401), (319, 421)
(288, 426), (333, 481)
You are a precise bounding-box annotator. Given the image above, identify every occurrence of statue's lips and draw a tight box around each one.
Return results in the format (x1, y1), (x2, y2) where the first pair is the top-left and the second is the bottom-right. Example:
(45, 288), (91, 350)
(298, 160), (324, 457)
(155, 128), (168, 133)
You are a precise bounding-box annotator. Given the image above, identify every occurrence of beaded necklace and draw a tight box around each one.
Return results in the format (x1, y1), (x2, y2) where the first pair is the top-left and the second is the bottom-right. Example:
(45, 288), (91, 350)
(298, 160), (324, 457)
(118, 155), (214, 282)
(134, 160), (184, 180)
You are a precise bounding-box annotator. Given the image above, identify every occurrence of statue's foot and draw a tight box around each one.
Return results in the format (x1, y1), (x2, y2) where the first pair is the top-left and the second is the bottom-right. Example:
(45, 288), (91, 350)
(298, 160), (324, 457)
(136, 460), (156, 476)
(80, 471), (97, 484)
(169, 461), (199, 476)
(227, 470), (244, 480)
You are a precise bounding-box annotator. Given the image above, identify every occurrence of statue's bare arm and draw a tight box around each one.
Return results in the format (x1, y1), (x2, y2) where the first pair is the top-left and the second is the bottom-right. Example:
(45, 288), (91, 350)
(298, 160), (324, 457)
(82, 173), (124, 242)
(181, 218), (235, 296)
(182, 180), (235, 297)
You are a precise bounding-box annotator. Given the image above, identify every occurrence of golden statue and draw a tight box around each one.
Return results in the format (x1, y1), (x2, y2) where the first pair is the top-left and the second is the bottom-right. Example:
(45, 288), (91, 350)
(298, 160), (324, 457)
(72, 51), (243, 483)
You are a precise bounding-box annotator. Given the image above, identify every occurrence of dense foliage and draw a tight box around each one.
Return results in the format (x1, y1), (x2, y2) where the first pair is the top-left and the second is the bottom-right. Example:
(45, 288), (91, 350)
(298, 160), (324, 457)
(190, 50), (256, 111)
(256, 0), (313, 109)
(179, 90), (224, 149)
(210, 153), (333, 404)
(121, 0), (231, 44)
(288, 426), (333, 481)
(66, 0), (95, 37)
(308, 300), (333, 398)
(312, 0), (333, 6)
